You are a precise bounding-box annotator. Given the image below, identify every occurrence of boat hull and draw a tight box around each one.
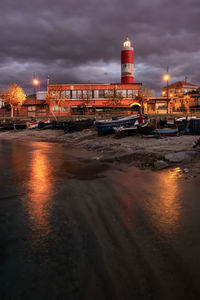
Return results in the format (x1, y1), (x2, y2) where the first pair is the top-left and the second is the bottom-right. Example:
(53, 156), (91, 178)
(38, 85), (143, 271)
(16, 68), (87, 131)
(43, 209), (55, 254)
(150, 128), (178, 135)
(114, 126), (138, 137)
(95, 115), (139, 135)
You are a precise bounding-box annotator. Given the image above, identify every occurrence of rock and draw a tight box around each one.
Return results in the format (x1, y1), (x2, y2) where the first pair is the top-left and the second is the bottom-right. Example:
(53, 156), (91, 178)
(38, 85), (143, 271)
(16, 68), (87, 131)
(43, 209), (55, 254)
(165, 151), (196, 163)
(92, 156), (101, 160)
(154, 160), (168, 170)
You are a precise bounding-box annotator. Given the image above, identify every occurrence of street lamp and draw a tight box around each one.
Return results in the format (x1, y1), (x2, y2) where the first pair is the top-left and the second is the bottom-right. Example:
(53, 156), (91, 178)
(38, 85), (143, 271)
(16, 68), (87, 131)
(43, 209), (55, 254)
(33, 78), (39, 118)
(163, 73), (170, 113)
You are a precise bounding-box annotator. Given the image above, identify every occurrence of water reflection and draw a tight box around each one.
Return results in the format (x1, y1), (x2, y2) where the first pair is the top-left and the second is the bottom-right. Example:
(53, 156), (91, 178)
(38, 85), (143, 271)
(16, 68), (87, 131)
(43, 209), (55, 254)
(26, 143), (54, 239)
(114, 167), (183, 239)
(148, 167), (183, 237)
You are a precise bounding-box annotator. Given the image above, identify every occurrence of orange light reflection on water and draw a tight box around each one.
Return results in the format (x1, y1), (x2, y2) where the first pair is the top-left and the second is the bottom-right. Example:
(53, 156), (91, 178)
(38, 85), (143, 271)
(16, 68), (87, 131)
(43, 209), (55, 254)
(148, 167), (183, 237)
(26, 144), (54, 237)
(113, 167), (183, 239)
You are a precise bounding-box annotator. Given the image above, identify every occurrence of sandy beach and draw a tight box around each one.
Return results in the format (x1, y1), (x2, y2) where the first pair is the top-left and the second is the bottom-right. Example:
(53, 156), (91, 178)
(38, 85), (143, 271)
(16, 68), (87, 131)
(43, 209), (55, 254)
(0, 128), (200, 178)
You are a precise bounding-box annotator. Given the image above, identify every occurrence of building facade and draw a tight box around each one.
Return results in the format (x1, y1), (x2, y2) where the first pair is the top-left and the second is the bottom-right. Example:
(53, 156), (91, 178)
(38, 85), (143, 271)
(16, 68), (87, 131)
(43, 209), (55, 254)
(47, 82), (142, 116)
(161, 81), (198, 113)
(162, 81), (198, 98)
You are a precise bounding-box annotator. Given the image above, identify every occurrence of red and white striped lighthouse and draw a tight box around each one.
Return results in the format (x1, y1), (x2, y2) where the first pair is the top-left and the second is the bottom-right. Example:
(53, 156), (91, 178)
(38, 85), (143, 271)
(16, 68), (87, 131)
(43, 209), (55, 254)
(121, 37), (134, 83)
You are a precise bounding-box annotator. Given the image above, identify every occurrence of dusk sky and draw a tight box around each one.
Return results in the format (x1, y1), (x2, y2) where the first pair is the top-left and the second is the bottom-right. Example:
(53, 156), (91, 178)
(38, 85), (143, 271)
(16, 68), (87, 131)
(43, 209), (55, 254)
(0, 0), (199, 95)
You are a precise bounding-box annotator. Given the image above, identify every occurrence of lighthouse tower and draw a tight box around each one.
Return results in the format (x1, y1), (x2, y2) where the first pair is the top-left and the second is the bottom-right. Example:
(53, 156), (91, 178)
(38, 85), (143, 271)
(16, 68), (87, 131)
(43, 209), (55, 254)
(121, 37), (134, 83)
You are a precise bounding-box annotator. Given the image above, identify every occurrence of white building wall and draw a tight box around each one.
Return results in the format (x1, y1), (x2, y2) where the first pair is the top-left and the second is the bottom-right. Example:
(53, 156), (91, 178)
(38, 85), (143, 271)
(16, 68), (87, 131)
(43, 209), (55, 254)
(36, 91), (47, 100)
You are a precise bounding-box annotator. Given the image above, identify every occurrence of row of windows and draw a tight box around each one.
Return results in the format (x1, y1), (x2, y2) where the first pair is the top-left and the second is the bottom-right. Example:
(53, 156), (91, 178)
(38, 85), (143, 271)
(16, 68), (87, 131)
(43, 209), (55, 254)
(50, 89), (138, 99)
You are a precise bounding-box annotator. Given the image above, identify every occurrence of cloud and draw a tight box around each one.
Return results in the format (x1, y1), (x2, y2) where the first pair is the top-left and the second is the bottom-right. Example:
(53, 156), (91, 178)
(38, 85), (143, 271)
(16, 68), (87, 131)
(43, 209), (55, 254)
(0, 0), (199, 94)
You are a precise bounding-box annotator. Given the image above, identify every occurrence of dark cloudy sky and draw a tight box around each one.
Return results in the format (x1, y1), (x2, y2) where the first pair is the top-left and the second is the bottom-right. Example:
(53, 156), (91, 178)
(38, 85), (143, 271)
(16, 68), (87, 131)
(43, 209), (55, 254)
(0, 0), (199, 95)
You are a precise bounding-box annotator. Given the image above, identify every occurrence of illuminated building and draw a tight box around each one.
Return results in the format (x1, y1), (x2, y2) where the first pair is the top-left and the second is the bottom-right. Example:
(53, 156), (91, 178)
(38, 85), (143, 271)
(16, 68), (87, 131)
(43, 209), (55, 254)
(47, 38), (141, 115)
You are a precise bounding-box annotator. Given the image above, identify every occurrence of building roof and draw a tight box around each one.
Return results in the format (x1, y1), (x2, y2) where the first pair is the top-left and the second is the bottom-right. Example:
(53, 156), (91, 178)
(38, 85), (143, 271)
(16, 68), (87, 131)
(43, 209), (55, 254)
(48, 82), (142, 86)
(23, 99), (46, 106)
(163, 81), (198, 89)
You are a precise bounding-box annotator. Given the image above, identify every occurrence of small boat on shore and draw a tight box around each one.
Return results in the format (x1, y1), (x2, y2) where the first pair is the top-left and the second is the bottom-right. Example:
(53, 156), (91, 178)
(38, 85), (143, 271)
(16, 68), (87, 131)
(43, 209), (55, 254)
(27, 121), (39, 129)
(95, 114), (139, 135)
(14, 123), (27, 130)
(138, 122), (156, 135)
(64, 118), (95, 133)
(27, 119), (50, 129)
(0, 124), (14, 131)
(150, 127), (179, 135)
(114, 125), (138, 137)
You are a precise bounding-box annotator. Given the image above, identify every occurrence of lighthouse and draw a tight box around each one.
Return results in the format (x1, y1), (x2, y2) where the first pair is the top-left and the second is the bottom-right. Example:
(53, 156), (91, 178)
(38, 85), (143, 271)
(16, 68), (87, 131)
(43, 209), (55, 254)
(121, 37), (134, 83)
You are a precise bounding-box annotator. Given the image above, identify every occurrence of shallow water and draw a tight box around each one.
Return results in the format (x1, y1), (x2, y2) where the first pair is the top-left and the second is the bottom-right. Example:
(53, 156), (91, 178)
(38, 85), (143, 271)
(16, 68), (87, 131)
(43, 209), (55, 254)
(0, 140), (200, 299)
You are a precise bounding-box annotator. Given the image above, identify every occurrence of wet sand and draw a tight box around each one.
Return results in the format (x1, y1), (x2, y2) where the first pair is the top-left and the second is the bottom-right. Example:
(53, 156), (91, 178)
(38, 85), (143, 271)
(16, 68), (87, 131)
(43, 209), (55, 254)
(0, 128), (200, 178)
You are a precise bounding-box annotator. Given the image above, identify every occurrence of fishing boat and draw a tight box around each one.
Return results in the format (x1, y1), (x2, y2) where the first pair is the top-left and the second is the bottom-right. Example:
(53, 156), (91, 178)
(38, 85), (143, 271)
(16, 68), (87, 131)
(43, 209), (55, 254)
(28, 119), (50, 129)
(14, 123), (27, 130)
(138, 122), (156, 135)
(150, 127), (179, 135)
(95, 114), (139, 135)
(114, 125), (138, 137)
(0, 123), (14, 131)
(64, 118), (95, 133)
(27, 121), (40, 129)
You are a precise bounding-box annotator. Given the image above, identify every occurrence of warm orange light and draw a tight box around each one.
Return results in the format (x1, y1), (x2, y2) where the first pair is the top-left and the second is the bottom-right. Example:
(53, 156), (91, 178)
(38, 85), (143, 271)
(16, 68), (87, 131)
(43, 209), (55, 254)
(162, 91), (166, 95)
(170, 93), (173, 97)
(33, 79), (39, 85)
(123, 40), (131, 47)
(163, 74), (170, 81)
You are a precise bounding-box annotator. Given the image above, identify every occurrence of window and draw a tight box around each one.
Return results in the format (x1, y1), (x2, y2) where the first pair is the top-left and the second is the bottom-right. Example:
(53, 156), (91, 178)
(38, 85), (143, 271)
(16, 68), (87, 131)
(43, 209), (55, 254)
(104, 90), (114, 98)
(72, 91), (76, 99)
(127, 90), (137, 98)
(93, 90), (98, 98)
(28, 106), (36, 111)
(117, 90), (126, 97)
(83, 90), (92, 98)
(64, 90), (71, 99)
(98, 90), (105, 98)
(77, 90), (83, 99)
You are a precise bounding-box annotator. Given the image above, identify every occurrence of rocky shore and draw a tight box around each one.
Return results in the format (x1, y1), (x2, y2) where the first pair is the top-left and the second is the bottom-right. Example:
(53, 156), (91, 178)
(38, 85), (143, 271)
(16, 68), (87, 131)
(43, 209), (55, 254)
(0, 128), (200, 178)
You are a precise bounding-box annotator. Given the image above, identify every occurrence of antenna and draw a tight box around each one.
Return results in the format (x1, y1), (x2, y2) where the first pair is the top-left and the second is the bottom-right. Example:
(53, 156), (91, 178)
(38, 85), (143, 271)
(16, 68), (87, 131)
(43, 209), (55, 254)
(47, 75), (50, 91)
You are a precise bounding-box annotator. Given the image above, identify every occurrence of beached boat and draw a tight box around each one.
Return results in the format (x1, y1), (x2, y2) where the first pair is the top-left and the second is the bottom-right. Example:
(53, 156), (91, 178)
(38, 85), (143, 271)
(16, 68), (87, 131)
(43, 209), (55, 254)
(95, 114), (139, 135)
(27, 121), (40, 129)
(64, 118), (95, 133)
(0, 123), (14, 131)
(175, 116), (200, 134)
(138, 122), (156, 135)
(14, 123), (27, 130)
(150, 127), (179, 135)
(28, 119), (50, 129)
(114, 125), (138, 137)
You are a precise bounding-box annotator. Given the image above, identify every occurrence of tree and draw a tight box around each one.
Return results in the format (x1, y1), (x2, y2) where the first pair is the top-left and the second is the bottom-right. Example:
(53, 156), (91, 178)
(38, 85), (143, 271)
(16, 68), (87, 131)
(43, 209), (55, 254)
(2, 83), (26, 117)
(80, 90), (92, 114)
(103, 89), (124, 108)
(46, 85), (69, 115)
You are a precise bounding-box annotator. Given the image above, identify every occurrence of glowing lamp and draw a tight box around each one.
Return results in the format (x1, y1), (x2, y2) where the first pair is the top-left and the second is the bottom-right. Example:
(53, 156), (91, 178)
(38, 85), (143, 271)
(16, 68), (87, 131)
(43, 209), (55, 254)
(163, 74), (170, 81)
(33, 79), (39, 85)
(123, 40), (131, 47)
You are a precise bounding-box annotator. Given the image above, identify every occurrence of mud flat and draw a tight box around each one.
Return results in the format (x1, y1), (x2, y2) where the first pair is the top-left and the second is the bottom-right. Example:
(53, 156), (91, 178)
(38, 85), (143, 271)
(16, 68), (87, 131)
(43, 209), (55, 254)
(0, 128), (200, 177)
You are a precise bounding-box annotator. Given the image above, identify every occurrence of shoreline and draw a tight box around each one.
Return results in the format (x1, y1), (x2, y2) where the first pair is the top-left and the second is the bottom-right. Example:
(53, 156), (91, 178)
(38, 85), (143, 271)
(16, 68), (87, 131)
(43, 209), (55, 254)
(0, 128), (200, 178)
